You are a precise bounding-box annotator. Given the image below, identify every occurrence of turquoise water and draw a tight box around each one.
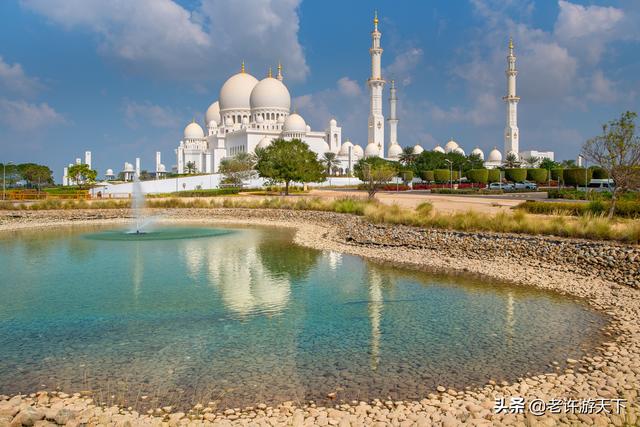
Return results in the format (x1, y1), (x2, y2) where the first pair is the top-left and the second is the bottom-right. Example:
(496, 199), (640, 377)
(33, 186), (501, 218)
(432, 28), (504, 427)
(0, 225), (606, 409)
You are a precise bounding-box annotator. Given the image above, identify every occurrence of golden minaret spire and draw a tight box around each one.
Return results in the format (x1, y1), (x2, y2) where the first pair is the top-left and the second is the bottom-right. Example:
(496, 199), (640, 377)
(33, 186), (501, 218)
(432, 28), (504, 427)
(241, 61), (245, 73)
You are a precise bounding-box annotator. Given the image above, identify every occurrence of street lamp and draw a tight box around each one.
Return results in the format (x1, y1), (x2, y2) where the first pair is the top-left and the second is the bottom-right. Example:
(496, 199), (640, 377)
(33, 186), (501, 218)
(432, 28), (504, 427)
(444, 159), (453, 189)
(2, 161), (13, 201)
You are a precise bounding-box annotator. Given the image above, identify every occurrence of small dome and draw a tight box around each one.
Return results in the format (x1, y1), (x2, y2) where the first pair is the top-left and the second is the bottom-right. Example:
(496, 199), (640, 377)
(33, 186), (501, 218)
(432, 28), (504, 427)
(433, 145), (445, 153)
(184, 121), (205, 139)
(387, 143), (403, 159)
(205, 101), (220, 125)
(471, 147), (485, 160)
(413, 144), (424, 155)
(158, 164), (166, 172)
(283, 113), (306, 133)
(329, 118), (337, 127)
(219, 72), (259, 111)
(338, 140), (353, 156)
(444, 140), (459, 153)
(256, 136), (272, 150)
(453, 147), (465, 156)
(106, 169), (114, 176)
(123, 162), (134, 172)
(352, 144), (364, 158)
(250, 77), (291, 111)
(365, 142), (380, 157)
(487, 147), (502, 162)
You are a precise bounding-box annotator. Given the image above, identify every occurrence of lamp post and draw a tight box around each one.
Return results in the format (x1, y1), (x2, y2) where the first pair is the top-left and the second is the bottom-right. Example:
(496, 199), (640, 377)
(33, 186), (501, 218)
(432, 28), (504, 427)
(2, 161), (13, 201)
(444, 159), (453, 189)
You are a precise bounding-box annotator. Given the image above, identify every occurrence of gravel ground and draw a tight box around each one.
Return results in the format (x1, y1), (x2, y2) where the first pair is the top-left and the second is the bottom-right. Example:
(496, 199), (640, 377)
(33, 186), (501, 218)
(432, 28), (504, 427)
(0, 208), (638, 426)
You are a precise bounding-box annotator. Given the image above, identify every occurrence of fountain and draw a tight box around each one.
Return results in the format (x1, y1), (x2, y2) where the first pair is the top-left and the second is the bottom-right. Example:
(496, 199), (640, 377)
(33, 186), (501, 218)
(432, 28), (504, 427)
(129, 175), (150, 234)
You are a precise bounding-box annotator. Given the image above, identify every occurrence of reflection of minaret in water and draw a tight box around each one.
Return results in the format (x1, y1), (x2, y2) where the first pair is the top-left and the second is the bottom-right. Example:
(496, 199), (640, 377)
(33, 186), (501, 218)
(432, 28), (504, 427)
(368, 269), (383, 371)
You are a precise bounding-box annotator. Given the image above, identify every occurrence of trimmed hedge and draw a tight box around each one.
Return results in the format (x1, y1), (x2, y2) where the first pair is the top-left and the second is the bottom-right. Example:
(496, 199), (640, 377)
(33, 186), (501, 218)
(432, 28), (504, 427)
(487, 169), (501, 183)
(563, 168), (593, 186)
(505, 168), (527, 182)
(518, 200), (640, 218)
(421, 170), (434, 182)
(591, 168), (609, 179)
(433, 169), (459, 182)
(526, 168), (548, 183)
(467, 169), (489, 184)
(551, 168), (564, 181)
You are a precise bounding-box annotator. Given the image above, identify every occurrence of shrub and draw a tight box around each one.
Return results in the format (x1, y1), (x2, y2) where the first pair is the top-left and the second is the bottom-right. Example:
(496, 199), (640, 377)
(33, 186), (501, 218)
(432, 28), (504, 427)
(551, 168), (564, 181)
(526, 168), (548, 183)
(563, 168), (593, 187)
(505, 168), (527, 182)
(467, 169), (489, 184)
(518, 200), (640, 218)
(434, 169), (452, 183)
(487, 169), (501, 183)
(420, 170), (434, 182)
(591, 168), (608, 179)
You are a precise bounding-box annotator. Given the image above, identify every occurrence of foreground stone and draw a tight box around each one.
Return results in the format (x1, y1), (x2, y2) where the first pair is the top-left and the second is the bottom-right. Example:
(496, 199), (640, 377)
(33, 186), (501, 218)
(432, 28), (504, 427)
(0, 208), (638, 426)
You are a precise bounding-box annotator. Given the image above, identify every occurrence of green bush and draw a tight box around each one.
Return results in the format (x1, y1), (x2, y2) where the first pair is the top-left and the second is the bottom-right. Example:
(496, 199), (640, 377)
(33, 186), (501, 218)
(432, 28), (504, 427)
(518, 200), (640, 218)
(526, 168), (548, 183)
(467, 169), (489, 184)
(563, 168), (593, 186)
(551, 168), (564, 181)
(487, 169), (501, 183)
(434, 169), (452, 183)
(505, 168), (527, 182)
(591, 168), (608, 179)
(420, 170), (434, 182)
(171, 188), (240, 197)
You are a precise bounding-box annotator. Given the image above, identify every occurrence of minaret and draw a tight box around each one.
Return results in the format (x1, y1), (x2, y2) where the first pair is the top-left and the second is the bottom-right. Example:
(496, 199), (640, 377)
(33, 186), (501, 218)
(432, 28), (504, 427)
(388, 80), (398, 146)
(368, 11), (385, 156)
(277, 62), (283, 81)
(503, 37), (520, 159)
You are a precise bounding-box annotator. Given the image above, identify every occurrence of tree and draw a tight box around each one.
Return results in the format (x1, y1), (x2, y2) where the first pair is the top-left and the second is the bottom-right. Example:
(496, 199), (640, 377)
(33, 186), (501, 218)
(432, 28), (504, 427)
(255, 138), (325, 195)
(522, 156), (539, 168)
(321, 152), (340, 176)
(560, 159), (576, 168)
(219, 152), (257, 187)
(563, 168), (592, 188)
(353, 157), (397, 199)
(399, 146), (417, 166)
(582, 111), (640, 217)
(503, 152), (521, 168)
(526, 168), (548, 184)
(466, 153), (485, 170)
(505, 168), (527, 182)
(398, 169), (414, 185)
(21, 164), (53, 189)
(539, 158), (559, 171)
(467, 169), (489, 184)
(67, 164), (97, 189)
(185, 161), (196, 174)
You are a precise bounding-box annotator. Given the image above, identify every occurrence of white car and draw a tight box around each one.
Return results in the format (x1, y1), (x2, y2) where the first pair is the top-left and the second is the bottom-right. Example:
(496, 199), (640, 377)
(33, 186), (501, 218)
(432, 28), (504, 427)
(488, 182), (513, 190)
(514, 181), (537, 190)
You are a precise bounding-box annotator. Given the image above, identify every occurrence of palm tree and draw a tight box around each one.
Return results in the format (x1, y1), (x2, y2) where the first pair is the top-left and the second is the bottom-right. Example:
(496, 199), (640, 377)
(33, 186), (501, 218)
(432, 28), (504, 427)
(322, 152), (339, 176)
(185, 161), (196, 174)
(523, 156), (539, 168)
(399, 146), (416, 166)
(503, 152), (521, 168)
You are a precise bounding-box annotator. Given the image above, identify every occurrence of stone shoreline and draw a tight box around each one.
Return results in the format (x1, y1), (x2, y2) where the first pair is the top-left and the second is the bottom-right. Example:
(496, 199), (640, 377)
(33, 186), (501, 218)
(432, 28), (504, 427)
(0, 208), (638, 426)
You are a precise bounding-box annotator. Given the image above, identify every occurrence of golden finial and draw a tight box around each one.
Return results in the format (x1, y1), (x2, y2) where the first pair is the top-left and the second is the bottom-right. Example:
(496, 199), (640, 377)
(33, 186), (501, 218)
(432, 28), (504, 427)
(374, 10), (379, 26)
(268, 67), (273, 78)
(278, 61), (282, 72)
(241, 61), (245, 73)
(509, 37), (514, 50)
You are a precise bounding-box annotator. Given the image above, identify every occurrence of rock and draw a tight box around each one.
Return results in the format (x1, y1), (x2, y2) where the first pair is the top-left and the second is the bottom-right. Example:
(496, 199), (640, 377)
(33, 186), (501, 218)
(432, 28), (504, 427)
(436, 386), (446, 393)
(54, 408), (75, 425)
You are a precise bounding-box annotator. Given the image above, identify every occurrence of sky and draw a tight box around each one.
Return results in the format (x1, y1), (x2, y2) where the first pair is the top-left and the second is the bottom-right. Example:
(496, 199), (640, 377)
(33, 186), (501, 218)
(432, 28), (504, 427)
(0, 0), (639, 182)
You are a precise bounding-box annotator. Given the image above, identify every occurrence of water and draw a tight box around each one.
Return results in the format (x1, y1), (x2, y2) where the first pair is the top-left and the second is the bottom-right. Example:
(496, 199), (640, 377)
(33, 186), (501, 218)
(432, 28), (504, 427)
(0, 225), (607, 410)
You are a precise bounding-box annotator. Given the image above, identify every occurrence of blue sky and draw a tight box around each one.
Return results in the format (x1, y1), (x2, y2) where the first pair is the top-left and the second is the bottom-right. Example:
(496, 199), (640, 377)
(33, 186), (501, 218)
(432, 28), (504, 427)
(0, 0), (639, 181)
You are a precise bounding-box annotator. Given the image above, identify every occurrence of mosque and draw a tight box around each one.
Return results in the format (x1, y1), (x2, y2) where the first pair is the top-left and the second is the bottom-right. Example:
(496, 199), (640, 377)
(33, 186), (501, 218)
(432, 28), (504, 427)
(63, 12), (553, 185)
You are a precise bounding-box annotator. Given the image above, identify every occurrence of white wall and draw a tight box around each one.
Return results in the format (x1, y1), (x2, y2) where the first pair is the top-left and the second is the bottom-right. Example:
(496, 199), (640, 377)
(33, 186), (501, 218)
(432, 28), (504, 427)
(94, 174), (363, 196)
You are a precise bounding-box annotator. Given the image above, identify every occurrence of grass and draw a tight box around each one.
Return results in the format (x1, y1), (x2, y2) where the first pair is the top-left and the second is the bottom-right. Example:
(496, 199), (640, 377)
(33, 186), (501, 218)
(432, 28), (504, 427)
(1, 196), (638, 244)
(517, 200), (640, 218)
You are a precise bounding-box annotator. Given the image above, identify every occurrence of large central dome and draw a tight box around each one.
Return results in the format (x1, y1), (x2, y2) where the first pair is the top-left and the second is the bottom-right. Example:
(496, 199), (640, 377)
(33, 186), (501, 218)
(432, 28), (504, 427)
(250, 77), (290, 111)
(219, 72), (259, 111)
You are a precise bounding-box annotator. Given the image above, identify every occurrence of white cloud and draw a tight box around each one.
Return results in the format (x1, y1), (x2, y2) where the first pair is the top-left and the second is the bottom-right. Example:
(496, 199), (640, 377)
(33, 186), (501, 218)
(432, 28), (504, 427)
(0, 98), (65, 130)
(554, 0), (624, 64)
(336, 77), (361, 97)
(21, 0), (308, 82)
(586, 70), (620, 104)
(383, 47), (423, 86)
(123, 100), (180, 129)
(0, 56), (43, 96)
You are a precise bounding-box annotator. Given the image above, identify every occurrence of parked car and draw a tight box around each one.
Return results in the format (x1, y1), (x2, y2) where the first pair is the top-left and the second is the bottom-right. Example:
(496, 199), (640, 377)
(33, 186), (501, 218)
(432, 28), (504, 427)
(488, 182), (514, 190)
(514, 181), (537, 190)
(586, 179), (615, 192)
